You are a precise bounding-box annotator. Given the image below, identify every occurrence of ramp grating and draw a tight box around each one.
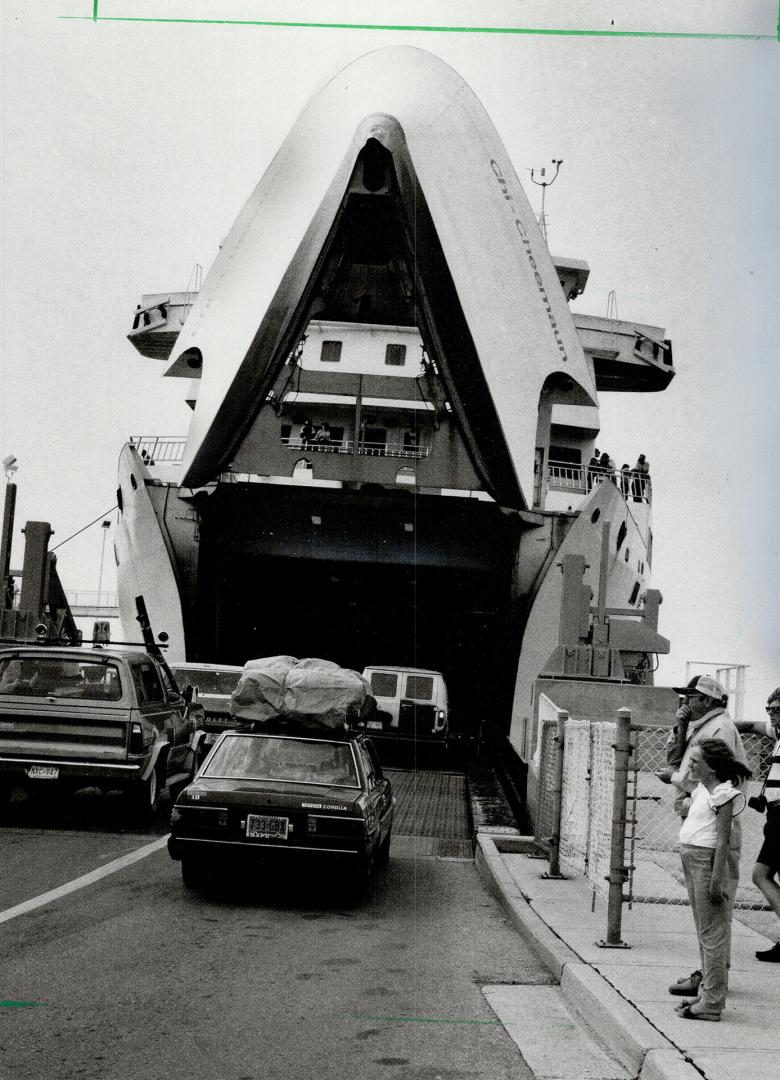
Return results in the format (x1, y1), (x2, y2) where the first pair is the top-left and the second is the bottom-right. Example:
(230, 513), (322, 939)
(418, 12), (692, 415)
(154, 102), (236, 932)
(385, 768), (472, 859)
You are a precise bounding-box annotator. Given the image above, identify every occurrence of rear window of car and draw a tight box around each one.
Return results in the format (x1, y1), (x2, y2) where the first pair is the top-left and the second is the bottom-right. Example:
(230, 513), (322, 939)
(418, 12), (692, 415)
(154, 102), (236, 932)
(203, 734), (360, 788)
(171, 668), (241, 695)
(0, 656), (123, 701)
(368, 672), (398, 697)
(405, 675), (434, 700)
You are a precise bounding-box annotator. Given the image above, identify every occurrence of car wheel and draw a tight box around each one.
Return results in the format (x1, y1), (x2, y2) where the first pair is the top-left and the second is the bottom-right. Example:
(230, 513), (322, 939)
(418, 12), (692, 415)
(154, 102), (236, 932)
(376, 829), (392, 865)
(129, 766), (160, 818)
(181, 856), (207, 889)
(349, 854), (374, 897)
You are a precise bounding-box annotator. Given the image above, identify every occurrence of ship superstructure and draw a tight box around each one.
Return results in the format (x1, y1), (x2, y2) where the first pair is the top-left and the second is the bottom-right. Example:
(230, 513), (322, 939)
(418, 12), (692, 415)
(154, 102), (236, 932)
(116, 48), (674, 754)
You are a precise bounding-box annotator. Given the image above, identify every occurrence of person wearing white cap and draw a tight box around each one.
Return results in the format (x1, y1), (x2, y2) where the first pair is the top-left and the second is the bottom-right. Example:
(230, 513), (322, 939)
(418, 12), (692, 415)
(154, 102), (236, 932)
(736, 686), (780, 962)
(662, 675), (748, 819)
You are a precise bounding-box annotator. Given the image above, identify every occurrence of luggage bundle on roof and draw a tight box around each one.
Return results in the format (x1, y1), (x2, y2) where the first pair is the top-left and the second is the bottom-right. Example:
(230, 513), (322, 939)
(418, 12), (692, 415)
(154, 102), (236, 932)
(230, 656), (375, 732)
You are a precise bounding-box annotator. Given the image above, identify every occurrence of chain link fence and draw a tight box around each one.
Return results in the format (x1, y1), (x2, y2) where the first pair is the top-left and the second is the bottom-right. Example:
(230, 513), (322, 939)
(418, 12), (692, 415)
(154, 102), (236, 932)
(531, 704), (775, 943)
(627, 726), (773, 911)
(533, 716), (561, 858)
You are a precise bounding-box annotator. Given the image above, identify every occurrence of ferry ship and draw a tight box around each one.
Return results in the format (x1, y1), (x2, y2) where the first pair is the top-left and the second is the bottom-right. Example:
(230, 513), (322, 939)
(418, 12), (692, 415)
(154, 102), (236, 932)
(115, 48), (674, 755)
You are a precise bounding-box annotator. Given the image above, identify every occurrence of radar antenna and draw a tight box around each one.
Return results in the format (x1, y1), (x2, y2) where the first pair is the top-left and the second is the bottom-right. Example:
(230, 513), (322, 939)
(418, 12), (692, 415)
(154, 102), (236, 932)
(529, 159), (563, 244)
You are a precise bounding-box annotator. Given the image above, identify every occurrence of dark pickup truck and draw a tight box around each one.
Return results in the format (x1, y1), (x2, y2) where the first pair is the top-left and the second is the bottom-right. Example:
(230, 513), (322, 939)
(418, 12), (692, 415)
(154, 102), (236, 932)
(0, 645), (206, 816)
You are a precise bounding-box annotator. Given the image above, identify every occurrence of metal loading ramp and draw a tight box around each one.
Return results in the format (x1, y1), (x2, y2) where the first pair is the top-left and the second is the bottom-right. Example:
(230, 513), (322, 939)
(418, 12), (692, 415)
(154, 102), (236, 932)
(385, 768), (473, 859)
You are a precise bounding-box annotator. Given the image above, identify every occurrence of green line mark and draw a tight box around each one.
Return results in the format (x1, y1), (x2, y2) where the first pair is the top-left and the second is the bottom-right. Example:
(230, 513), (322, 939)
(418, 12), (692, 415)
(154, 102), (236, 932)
(353, 1013), (503, 1025)
(60, 14), (776, 42)
(1, 1000), (47, 1009)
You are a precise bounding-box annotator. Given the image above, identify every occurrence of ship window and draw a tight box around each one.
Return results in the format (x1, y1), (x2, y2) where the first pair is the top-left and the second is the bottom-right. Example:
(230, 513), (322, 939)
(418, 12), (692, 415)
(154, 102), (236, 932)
(590, 508), (600, 523)
(625, 547), (630, 562)
(647, 529), (653, 567)
(403, 431), (420, 450)
(116, 486), (123, 512)
(396, 467), (416, 485)
(616, 522), (627, 551)
(280, 424), (292, 444)
(130, 474), (137, 490)
(328, 425), (344, 446)
(320, 340), (342, 363)
(548, 445), (581, 464)
(361, 427), (386, 454)
(628, 582), (640, 606)
(385, 344), (407, 366)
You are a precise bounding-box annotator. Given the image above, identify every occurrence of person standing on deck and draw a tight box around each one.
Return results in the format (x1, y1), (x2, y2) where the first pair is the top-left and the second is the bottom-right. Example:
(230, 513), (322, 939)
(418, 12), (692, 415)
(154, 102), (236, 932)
(632, 453), (650, 501)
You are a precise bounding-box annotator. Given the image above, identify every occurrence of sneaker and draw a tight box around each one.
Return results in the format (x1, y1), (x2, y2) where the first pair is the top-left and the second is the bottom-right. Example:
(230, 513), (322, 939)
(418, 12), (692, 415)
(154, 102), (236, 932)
(668, 970), (702, 996)
(756, 942), (780, 963)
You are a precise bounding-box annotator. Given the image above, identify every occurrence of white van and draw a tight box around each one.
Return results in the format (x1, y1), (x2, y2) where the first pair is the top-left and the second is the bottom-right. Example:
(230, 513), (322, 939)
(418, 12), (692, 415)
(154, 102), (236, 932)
(361, 666), (448, 745)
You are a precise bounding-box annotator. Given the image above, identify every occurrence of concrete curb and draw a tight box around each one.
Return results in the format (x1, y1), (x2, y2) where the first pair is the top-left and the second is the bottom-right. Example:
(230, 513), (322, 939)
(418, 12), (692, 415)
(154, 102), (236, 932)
(560, 963), (668, 1072)
(638, 1050), (703, 1080)
(474, 832), (578, 981)
(475, 834), (696, 1080)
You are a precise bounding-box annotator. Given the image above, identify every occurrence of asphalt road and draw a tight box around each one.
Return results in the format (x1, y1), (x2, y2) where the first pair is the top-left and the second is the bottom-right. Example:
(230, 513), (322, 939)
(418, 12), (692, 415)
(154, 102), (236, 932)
(1, 791), (552, 1080)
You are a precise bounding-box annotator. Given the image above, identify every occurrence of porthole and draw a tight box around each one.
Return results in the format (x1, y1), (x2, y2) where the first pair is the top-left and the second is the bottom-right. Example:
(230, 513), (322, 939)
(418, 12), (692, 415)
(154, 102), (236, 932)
(591, 508), (600, 523)
(628, 581), (640, 605)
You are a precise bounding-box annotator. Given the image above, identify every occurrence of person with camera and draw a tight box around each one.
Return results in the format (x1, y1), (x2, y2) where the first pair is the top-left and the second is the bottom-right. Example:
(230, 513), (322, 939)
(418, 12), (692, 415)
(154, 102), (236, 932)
(660, 675), (748, 819)
(736, 686), (780, 962)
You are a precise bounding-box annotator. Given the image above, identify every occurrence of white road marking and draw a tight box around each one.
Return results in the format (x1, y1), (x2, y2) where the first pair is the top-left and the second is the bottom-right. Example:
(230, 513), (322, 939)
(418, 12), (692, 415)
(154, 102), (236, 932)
(0, 835), (170, 925)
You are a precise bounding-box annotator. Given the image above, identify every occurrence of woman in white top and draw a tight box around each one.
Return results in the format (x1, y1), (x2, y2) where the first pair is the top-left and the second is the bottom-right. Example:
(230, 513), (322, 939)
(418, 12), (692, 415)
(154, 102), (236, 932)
(675, 738), (751, 1020)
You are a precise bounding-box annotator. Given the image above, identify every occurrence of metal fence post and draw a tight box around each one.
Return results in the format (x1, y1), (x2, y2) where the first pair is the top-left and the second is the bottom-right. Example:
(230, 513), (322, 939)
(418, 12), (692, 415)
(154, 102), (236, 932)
(598, 707), (632, 948)
(542, 710), (568, 879)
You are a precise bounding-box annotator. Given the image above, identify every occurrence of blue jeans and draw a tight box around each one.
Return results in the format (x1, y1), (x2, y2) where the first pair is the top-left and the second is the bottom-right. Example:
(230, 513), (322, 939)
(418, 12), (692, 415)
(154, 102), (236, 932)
(680, 844), (739, 1013)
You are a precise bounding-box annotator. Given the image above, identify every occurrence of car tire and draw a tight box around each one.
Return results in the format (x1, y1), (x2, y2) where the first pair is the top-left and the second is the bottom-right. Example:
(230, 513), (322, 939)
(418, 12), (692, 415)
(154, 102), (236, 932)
(181, 856), (207, 889)
(349, 854), (374, 897)
(129, 766), (160, 818)
(376, 829), (391, 866)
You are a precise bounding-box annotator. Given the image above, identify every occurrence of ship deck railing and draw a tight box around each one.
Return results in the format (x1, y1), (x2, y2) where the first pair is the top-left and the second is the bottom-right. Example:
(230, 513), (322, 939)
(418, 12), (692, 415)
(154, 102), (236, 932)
(284, 437), (430, 459)
(129, 435), (431, 467)
(130, 436), (186, 464)
(547, 460), (651, 503)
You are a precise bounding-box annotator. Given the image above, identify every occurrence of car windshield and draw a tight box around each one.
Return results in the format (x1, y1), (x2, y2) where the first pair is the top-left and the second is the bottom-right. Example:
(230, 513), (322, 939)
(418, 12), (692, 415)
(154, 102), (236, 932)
(0, 656), (123, 700)
(203, 734), (360, 788)
(171, 668), (241, 695)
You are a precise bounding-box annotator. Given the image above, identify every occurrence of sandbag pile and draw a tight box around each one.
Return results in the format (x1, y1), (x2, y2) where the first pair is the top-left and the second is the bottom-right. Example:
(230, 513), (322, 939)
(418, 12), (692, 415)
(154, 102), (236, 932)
(230, 656), (373, 731)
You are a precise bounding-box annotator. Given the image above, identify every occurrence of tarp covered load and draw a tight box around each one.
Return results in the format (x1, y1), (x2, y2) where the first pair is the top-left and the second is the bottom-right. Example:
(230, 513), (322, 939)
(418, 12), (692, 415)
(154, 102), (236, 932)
(230, 656), (373, 730)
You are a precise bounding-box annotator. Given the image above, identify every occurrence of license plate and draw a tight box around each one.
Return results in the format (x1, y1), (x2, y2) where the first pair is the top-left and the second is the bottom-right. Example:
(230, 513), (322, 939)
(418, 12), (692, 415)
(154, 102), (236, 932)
(246, 814), (288, 840)
(27, 765), (59, 780)
(366, 720), (383, 730)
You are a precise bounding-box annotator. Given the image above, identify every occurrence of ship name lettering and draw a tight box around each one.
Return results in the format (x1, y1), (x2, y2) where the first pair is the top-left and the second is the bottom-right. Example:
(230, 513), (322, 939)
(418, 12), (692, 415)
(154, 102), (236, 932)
(490, 159), (569, 361)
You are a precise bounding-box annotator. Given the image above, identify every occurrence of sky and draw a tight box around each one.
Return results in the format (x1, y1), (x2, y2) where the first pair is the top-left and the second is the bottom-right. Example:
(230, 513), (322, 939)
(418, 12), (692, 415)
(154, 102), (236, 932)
(1, 1), (778, 717)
